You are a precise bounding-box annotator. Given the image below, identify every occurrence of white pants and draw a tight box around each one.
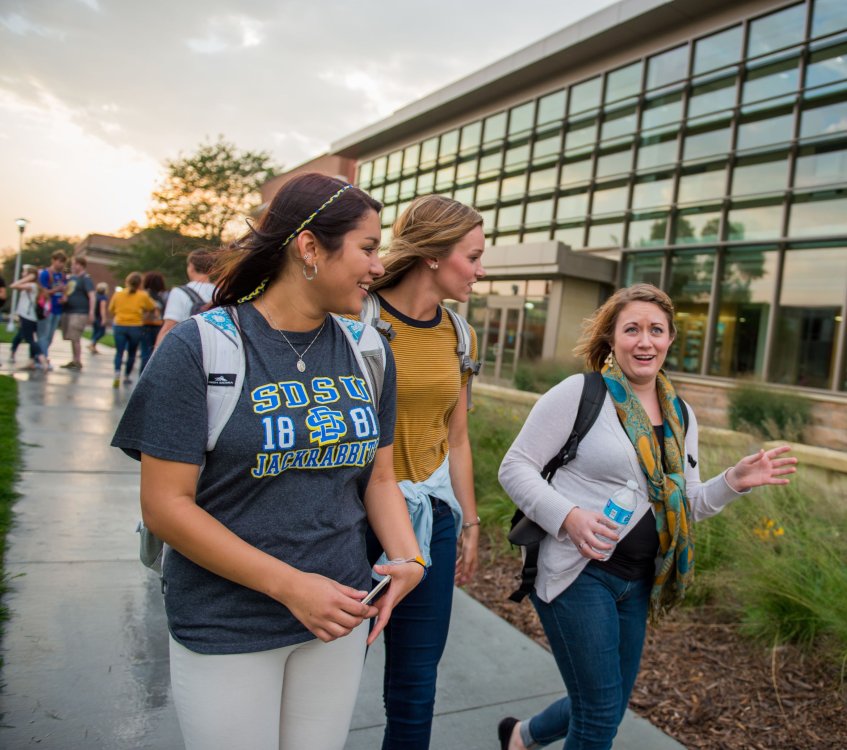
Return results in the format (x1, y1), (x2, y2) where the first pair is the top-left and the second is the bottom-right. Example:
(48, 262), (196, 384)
(169, 625), (367, 750)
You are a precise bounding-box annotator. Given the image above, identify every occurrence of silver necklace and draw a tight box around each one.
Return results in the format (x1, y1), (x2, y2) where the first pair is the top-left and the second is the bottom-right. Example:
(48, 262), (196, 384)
(259, 297), (326, 372)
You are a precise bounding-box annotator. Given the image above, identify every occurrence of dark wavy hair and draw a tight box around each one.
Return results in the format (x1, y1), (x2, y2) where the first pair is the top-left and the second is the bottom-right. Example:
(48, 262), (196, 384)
(142, 271), (166, 296)
(212, 173), (382, 307)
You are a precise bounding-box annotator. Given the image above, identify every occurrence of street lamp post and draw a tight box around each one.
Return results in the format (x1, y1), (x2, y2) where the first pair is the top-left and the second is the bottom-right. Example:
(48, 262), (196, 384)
(6, 218), (30, 332)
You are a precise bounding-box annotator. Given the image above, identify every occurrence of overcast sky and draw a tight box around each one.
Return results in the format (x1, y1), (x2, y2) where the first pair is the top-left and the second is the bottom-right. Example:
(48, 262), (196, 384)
(0, 0), (619, 256)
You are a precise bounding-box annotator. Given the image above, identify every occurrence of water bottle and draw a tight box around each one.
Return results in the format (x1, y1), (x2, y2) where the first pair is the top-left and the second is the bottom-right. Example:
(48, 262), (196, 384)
(595, 480), (639, 560)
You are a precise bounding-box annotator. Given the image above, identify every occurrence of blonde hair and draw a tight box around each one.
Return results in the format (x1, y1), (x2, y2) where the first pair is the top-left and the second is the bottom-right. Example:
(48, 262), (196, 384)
(96, 282), (108, 294)
(574, 283), (677, 371)
(369, 194), (482, 291)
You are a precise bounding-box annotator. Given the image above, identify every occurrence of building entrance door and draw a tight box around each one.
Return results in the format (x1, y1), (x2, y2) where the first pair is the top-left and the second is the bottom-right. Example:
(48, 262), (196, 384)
(481, 297), (525, 384)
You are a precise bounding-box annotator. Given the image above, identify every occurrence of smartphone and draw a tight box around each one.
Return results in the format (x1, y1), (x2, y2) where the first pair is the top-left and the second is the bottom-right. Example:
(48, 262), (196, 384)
(362, 575), (391, 605)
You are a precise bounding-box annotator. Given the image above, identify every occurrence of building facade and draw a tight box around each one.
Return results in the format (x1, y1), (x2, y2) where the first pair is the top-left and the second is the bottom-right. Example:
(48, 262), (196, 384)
(283, 0), (847, 397)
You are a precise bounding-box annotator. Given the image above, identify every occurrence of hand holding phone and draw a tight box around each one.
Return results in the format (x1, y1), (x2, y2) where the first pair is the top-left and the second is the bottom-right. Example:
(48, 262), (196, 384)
(362, 575), (391, 605)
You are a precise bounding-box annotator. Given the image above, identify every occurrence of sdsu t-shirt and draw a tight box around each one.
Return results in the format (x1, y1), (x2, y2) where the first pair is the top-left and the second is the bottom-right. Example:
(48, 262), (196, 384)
(112, 303), (396, 654)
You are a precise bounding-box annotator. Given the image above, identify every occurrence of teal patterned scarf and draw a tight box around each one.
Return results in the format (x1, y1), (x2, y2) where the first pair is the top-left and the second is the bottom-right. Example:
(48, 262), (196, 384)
(601, 357), (694, 619)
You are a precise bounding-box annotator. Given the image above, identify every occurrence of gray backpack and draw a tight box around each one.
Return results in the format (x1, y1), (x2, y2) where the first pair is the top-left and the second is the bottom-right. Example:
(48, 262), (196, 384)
(137, 306), (387, 573)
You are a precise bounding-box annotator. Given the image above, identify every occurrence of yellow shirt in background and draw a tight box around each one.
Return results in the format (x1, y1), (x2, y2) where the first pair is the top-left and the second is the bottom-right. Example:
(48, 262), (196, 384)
(377, 297), (476, 483)
(109, 289), (156, 326)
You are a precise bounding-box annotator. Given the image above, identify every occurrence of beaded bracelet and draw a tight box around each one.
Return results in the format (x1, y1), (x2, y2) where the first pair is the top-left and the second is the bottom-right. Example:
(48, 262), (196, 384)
(462, 516), (481, 529)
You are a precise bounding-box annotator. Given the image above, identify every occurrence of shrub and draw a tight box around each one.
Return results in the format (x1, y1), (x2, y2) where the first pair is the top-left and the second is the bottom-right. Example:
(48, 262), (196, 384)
(513, 359), (575, 394)
(727, 383), (811, 442)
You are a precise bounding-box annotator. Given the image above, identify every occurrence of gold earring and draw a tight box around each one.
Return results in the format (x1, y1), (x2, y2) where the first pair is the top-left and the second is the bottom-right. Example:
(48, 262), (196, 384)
(605, 350), (615, 367)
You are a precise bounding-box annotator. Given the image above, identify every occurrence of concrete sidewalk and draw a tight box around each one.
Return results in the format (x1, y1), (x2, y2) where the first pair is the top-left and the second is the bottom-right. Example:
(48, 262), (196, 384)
(0, 341), (684, 749)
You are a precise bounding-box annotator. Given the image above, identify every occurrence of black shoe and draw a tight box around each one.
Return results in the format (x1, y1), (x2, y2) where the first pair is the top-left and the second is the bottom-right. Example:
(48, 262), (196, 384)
(498, 717), (519, 750)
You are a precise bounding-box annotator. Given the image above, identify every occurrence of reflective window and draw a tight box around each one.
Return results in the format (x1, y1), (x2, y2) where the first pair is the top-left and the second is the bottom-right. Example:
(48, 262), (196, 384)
(743, 56), (800, 106)
(790, 192), (847, 236)
(693, 25), (743, 75)
(727, 203), (784, 240)
(504, 142), (530, 169)
(667, 250), (715, 373)
(642, 92), (683, 131)
(748, 4), (806, 58)
(736, 113), (793, 150)
(478, 208), (495, 228)
(772, 246), (847, 388)
(478, 151), (502, 178)
(565, 117), (598, 152)
(638, 133), (678, 170)
(812, 0), (847, 38)
(632, 175), (673, 209)
(523, 229), (552, 243)
(601, 106), (637, 142)
(383, 180), (399, 203)
(628, 214), (670, 248)
(678, 164), (726, 204)
(554, 224), (586, 249)
(497, 204), (523, 230)
(622, 251), (663, 286)
(533, 132), (562, 163)
(372, 156), (387, 181)
(483, 112), (507, 143)
(460, 122), (482, 154)
(606, 61), (642, 103)
(800, 99), (847, 139)
(795, 144), (847, 187)
(381, 203), (397, 226)
(711, 247), (778, 378)
(560, 157), (593, 186)
(475, 180), (498, 204)
(675, 208), (721, 243)
(456, 158), (477, 183)
(417, 170), (435, 194)
(688, 74), (737, 120)
(420, 138), (438, 167)
(592, 183), (628, 215)
(647, 45), (688, 90)
(596, 147), (632, 178)
(399, 176), (417, 200)
(587, 220), (624, 248)
(557, 191), (589, 221)
(387, 150), (403, 177)
(537, 89), (567, 125)
(683, 125), (731, 161)
(402, 144), (420, 174)
(805, 42), (847, 95)
(435, 165), (455, 191)
(509, 102), (535, 136)
(501, 174), (527, 199)
(369, 184), (384, 202)
(529, 167), (558, 193)
(570, 77), (602, 114)
(453, 186), (474, 205)
(439, 130), (459, 161)
(493, 233), (520, 246)
(357, 161), (373, 186)
(525, 198), (554, 226)
(732, 157), (789, 196)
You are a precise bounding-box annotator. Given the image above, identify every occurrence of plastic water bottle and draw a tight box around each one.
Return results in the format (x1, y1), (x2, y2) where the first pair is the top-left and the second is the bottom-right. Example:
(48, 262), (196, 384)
(595, 480), (639, 560)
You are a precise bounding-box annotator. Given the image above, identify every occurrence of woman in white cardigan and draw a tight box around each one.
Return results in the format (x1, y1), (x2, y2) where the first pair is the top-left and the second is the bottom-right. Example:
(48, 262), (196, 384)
(497, 283), (796, 750)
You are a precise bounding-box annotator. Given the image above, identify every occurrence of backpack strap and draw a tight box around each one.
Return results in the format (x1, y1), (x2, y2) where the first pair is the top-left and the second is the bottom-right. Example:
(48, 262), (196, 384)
(508, 371), (608, 603)
(194, 306), (245, 452)
(180, 284), (204, 306)
(444, 307), (481, 410)
(361, 292), (395, 341)
(332, 315), (385, 411)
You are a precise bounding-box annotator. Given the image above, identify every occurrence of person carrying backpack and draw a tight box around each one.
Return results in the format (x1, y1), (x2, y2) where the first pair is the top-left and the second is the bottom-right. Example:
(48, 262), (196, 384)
(495, 283), (798, 750)
(363, 194), (485, 750)
(155, 248), (216, 347)
(111, 173), (424, 750)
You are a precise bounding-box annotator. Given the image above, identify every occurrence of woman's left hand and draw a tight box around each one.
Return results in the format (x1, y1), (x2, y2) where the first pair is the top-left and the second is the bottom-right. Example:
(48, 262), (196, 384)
(366, 561), (426, 645)
(727, 445), (798, 492)
(455, 524), (479, 585)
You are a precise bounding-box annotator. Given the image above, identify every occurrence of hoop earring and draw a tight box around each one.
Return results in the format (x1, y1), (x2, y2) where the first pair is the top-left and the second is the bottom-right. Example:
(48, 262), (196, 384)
(303, 262), (318, 281)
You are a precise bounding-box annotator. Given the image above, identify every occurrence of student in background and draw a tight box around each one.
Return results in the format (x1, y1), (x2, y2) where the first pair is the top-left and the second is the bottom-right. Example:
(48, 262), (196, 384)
(108, 272), (155, 388)
(139, 271), (168, 371)
(89, 282), (109, 354)
(155, 249), (215, 346)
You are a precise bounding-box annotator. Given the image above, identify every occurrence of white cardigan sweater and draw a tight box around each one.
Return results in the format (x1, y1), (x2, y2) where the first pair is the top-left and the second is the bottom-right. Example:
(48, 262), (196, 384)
(498, 373), (745, 603)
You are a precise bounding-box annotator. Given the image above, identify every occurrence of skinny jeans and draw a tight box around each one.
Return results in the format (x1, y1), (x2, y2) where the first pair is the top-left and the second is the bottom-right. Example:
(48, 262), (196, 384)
(367, 497), (457, 750)
(16, 318), (43, 360)
(112, 324), (143, 377)
(36, 312), (61, 359)
(169, 625), (367, 750)
(525, 565), (651, 750)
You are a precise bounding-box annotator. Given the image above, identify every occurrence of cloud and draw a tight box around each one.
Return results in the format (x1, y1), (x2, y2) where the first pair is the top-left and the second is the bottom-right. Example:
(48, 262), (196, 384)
(187, 15), (264, 54)
(0, 12), (65, 38)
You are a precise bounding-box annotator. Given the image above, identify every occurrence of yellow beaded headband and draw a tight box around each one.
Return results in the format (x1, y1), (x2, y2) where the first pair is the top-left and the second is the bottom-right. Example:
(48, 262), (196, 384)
(238, 183), (354, 303)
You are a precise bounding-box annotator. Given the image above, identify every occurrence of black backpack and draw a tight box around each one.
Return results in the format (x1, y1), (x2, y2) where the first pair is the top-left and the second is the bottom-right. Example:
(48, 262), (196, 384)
(506, 372), (691, 603)
(179, 284), (213, 317)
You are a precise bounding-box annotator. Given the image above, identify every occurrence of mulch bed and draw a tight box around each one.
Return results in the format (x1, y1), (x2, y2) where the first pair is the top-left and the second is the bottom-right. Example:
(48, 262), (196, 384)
(462, 536), (847, 750)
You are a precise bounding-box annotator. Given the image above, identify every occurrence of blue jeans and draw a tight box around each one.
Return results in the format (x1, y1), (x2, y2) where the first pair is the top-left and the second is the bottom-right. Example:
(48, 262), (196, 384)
(17, 318), (43, 360)
(140, 324), (159, 372)
(367, 497), (457, 750)
(113, 325), (143, 377)
(527, 565), (651, 750)
(91, 320), (106, 345)
(36, 312), (61, 359)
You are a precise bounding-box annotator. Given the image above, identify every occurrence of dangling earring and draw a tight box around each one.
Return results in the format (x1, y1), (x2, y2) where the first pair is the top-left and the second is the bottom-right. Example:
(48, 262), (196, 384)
(303, 261), (318, 281)
(605, 349), (615, 367)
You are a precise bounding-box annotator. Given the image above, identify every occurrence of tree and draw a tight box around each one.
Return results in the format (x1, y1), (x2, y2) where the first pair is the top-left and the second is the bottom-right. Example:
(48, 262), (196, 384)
(146, 137), (278, 245)
(113, 228), (215, 289)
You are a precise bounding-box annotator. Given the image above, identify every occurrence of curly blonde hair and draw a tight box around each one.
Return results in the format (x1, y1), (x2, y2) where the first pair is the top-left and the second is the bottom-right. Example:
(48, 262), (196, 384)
(369, 194), (482, 291)
(574, 283), (676, 371)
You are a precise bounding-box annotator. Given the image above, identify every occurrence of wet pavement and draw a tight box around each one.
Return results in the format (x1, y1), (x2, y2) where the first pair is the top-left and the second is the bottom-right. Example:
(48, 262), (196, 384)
(0, 342), (683, 750)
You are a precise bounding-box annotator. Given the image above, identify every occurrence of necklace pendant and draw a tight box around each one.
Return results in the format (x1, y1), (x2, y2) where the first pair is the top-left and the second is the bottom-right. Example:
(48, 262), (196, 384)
(296, 359), (306, 372)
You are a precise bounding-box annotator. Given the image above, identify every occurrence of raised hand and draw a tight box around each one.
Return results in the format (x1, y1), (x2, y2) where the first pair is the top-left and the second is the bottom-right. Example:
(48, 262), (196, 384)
(727, 445), (797, 492)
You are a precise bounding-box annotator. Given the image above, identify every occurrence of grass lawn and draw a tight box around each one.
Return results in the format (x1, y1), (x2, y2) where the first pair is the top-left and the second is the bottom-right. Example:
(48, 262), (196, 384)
(0, 374), (20, 629)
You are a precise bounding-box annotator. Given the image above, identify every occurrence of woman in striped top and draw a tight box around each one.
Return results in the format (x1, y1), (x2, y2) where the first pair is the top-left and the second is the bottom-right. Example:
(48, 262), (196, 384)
(366, 195), (486, 749)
